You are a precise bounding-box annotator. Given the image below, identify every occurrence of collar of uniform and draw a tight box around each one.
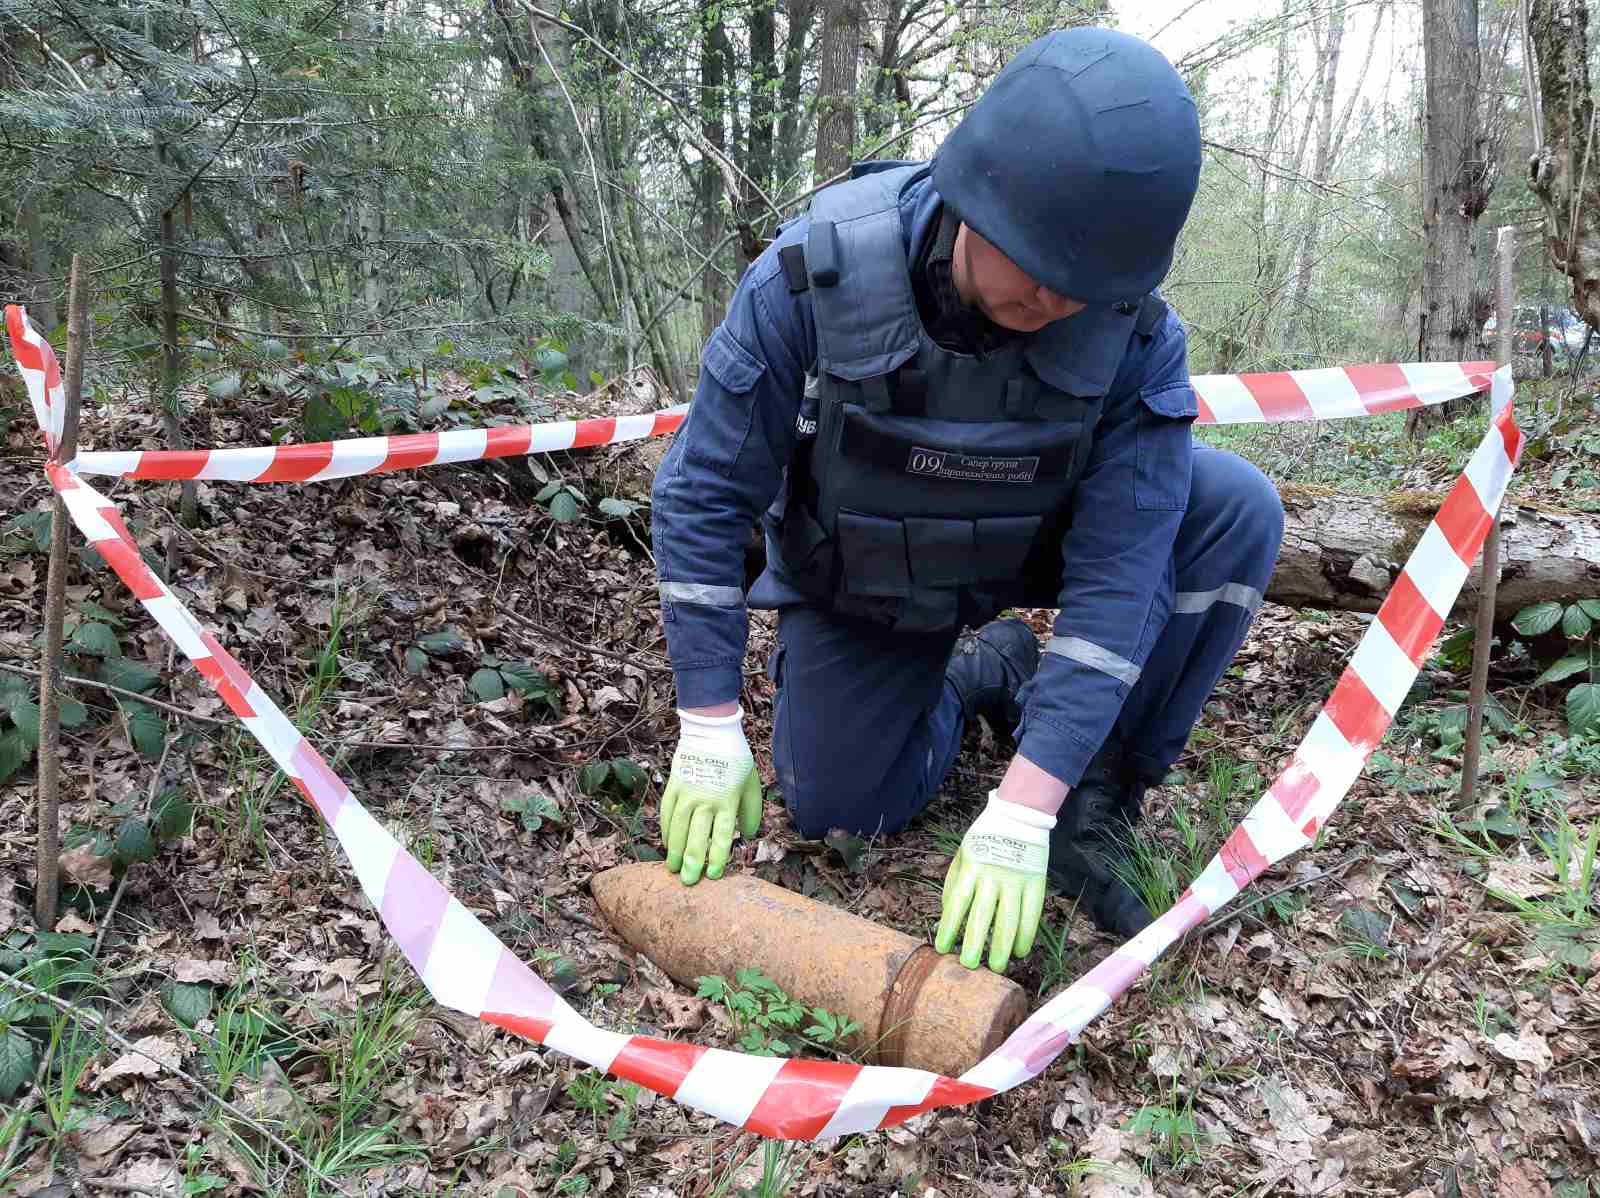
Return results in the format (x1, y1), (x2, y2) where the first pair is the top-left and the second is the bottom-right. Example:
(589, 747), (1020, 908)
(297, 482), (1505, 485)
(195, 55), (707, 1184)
(916, 206), (1015, 358)
(1024, 303), (1141, 397)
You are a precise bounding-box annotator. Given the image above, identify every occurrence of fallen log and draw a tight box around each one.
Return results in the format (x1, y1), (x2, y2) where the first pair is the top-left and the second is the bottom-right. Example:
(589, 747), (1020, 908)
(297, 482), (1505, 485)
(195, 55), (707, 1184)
(1268, 485), (1600, 621)
(606, 401), (1597, 623)
(717, 487), (1598, 623)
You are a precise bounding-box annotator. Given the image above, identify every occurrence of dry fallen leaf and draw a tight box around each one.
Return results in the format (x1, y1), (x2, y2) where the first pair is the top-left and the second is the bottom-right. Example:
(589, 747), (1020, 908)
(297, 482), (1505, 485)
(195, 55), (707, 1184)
(1260, 1079), (1333, 1143)
(646, 988), (708, 1032)
(192, 911), (227, 941)
(1076, 1123), (1154, 1198)
(1491, 1029), (1554, 1074)
(1485, 857), (1557, 901)
(59, 843), (113, 890)
(67, 1115), (138, 1174)
(172, 958), (236, 984)
(91, 1035), (183, 1090)
(1496, 1159), (1552, 1198)
(1257, 986), (1301, 1033)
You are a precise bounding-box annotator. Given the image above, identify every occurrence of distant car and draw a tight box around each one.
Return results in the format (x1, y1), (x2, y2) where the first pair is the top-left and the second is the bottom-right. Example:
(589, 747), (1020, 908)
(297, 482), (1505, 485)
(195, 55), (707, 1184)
(1554, 308), (1592, 356)
(1481, 306), (1588, 359)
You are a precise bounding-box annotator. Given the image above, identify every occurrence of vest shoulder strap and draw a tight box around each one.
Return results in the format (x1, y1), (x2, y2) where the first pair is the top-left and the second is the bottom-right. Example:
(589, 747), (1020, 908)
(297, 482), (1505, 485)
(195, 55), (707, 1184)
(804, 166), (927, 382)
(1136, 293), (1169, 335)
(778, 244), (809, 293)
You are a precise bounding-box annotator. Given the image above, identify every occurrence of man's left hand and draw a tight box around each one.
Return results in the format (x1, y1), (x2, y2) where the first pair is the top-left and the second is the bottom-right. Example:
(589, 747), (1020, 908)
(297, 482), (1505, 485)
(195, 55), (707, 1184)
(935, 792), (1054, 971)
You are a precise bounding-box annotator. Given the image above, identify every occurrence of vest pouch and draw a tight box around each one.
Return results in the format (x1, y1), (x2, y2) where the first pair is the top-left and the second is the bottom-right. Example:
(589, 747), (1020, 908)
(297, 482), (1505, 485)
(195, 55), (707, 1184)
(906, 517), (978, 587)
(837, 510), (913, 597)
(975, 515), (1043, 581)
(771, 498), (833, 595)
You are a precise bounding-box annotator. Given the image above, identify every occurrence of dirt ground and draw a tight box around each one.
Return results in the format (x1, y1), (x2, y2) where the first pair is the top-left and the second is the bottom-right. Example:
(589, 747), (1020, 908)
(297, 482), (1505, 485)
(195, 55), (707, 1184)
(1, 374), (1597, 1197)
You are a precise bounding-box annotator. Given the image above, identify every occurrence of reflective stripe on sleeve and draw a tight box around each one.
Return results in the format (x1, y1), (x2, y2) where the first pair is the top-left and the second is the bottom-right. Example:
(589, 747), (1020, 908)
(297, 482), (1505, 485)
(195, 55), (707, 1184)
(1172, 582), (1264, 617)
(657, 581), (746, 607)
(1044, 636), (1142, 686)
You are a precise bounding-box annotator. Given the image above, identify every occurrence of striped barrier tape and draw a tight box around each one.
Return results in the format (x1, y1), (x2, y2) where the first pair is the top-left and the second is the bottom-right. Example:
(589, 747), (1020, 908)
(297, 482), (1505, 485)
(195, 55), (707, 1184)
(6, 305), (65, 459)
(69, 406), (691, 484)
(57, 355), (1493, 484)
(7, 302), (1518, 1139)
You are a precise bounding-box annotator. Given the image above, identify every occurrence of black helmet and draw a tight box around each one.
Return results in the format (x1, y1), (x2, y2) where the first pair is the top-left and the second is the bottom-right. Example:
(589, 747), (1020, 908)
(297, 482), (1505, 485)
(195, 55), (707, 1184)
(932, 28), (1201, 306)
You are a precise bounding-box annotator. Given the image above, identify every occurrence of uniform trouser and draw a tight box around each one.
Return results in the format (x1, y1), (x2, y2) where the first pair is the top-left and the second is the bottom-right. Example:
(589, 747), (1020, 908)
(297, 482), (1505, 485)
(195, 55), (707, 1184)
(770, 445), (1286, 840)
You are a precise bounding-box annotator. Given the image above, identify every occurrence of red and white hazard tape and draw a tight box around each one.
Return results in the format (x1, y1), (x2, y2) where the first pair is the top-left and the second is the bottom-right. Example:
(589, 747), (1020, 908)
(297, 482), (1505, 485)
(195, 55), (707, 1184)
(60, 359), (1490, 483)
(8, 302), (1518, 1139)
(7, 306), (65, 458)
(1193, 359), (1496, 424)
(69, 407), (689, 483)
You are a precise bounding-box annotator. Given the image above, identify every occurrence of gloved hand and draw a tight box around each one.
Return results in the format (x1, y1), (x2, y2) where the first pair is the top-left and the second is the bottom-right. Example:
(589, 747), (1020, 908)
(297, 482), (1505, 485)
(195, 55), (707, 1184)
(935, 791), (1054, 971)
(660, 707), (763, 885)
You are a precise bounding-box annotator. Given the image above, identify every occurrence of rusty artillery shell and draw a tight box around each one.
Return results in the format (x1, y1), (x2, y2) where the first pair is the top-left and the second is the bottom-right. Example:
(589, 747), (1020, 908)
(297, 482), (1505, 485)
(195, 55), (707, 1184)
(590, 862), (1028, 1079)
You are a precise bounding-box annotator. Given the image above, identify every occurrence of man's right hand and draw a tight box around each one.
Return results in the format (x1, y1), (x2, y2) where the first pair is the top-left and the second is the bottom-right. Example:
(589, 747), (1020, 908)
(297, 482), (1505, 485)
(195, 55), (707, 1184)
(660, 707), (763, 885)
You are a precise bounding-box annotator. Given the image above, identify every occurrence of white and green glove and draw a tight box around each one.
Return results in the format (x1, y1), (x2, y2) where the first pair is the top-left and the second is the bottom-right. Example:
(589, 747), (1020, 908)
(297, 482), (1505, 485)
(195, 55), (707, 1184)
(935, 791), (1054, 972)
(660, 707), (763, 885)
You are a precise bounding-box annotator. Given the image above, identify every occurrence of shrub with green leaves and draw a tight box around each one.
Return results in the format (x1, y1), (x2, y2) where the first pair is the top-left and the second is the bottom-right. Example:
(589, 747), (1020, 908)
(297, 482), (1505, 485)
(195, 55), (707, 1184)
(695, 969), (862, 1059)
(468, 656), (561, 714)
(0, 673), (86, 785)
(63, 787), (195, 884)
(577, 757), (647, 802)
(3, 510), (53, 554)
(0, 932), (100, 1102)
(403, 627), (468, 674)
(1514, 598), (1600, 735)
(1, 601), (169, 782)
(403, 632), (561, 717)
(501, 792), (563, 832)
(533, 480), (587, 523)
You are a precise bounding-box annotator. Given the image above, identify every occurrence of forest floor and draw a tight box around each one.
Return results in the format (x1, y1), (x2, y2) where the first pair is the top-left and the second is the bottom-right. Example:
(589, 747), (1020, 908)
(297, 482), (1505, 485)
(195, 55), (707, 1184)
(1, 365), (1597, 1198)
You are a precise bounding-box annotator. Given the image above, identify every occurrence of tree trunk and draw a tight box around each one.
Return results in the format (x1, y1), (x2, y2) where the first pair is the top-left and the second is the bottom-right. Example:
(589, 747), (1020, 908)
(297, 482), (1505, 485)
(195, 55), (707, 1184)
(1410, 0), (1489, 440)
(23, 203), (57, 334)
(745, 0), (776, 241)
(356, 195), (383, 315)
(861, 0), (904, 147)
(776, 0), (819, 190)
(157, 141), (197, 530)
(1268, 488), (1597, 621)
(1287, 0), (1347, 347)
(1238, 0), (1315, 366)
(732, 484), (1598, 620)
(814, 0), (863, 187)
(700, 0), (728, 339)
(1527, 0), (1600, 333)
(492, 0), (616, 333)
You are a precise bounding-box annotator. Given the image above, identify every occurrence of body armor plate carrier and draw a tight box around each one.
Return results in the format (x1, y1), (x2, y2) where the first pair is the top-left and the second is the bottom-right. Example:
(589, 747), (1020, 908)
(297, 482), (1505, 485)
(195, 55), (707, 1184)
(765, 163), (1166, 634)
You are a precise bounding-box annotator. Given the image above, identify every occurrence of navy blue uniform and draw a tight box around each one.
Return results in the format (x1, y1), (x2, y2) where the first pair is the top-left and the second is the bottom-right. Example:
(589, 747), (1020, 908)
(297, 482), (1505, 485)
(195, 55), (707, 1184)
(651, 174), (1283, 838)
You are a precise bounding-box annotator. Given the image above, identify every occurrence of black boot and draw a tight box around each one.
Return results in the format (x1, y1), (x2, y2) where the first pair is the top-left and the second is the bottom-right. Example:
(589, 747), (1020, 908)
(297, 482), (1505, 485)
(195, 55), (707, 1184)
(1048, 746), (1155, 938)
(943, 618), (1040, 737)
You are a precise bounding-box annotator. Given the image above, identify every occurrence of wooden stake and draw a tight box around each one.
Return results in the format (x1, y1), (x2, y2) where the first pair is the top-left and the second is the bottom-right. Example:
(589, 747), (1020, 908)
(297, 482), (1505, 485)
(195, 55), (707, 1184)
(1461, 227), (1514, 806)
(34, 254), (89, 930)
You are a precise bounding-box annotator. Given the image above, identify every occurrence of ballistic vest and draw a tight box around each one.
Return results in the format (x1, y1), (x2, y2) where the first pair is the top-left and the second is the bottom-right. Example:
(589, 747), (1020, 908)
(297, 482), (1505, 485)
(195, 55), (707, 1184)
(765, 163), (1167, 634)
